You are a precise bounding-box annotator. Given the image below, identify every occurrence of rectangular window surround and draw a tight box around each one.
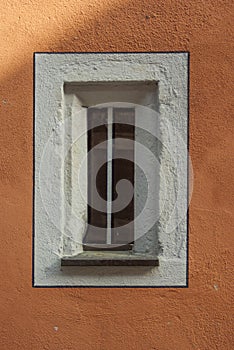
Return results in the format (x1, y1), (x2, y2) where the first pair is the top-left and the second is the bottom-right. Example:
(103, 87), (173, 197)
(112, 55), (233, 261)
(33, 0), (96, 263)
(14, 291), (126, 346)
(34, 52), (189, 287)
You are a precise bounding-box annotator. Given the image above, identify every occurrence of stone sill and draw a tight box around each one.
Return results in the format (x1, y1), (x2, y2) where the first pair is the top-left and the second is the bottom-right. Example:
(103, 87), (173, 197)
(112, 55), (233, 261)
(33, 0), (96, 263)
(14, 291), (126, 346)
(61, 251), (159, 266)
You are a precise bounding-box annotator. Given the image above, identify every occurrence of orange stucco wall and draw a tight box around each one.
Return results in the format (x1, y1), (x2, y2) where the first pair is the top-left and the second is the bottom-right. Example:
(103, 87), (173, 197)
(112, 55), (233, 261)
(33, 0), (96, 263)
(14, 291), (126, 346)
(0, 1), (233, 349)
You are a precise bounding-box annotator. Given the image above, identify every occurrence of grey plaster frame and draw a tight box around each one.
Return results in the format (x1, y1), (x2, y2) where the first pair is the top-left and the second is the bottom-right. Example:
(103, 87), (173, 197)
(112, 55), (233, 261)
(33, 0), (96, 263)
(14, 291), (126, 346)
(34, 52), (189, 287)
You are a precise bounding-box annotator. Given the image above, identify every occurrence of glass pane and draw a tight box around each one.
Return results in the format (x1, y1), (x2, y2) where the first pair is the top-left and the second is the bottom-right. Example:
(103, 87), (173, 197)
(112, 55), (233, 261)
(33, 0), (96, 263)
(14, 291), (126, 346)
(84, 107), (135, 248)
(112, 108), (135, 245)
(84, 108), (107, 244)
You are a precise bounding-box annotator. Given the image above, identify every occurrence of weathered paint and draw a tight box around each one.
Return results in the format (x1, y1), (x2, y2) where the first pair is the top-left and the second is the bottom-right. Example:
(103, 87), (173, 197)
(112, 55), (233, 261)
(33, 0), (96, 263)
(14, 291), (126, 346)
(0, 0), (233, 349)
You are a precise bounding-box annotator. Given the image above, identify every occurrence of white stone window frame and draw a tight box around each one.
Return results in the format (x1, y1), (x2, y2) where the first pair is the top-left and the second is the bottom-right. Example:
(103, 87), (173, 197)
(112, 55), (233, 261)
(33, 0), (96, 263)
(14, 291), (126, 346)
(34, 52), (190, 287)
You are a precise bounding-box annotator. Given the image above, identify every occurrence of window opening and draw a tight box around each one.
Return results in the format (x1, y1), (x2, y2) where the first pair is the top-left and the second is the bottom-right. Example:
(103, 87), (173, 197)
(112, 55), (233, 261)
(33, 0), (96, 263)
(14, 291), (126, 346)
(84, 107), (135, 250)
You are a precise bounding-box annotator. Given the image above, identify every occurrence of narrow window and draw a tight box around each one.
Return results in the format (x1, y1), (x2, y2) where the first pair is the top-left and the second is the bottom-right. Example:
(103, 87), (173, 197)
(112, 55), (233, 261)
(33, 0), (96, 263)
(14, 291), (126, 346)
(83, 107), (135, 250)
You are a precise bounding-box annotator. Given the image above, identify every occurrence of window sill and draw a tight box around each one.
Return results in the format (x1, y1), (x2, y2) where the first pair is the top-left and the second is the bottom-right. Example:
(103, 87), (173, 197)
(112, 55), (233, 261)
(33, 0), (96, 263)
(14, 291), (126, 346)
(61, 251), (159, 266)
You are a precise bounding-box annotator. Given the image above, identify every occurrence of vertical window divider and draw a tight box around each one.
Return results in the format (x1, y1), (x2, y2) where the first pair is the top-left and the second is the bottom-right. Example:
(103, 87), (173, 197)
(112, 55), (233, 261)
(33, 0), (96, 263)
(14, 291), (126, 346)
(107, 107), (113, 244)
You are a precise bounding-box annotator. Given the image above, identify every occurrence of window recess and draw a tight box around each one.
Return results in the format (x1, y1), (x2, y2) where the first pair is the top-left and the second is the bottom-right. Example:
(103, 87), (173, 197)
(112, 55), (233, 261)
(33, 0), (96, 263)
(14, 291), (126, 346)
(61, 81), (160, 266)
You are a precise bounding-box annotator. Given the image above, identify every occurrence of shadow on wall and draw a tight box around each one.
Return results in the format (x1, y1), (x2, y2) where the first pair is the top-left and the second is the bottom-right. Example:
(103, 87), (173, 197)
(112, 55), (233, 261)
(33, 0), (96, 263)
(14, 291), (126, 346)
(0, 0), (231, 190)
(1, 0), (185, 187)
(0, 0), (194, 244)
(2, 0), (221, 206)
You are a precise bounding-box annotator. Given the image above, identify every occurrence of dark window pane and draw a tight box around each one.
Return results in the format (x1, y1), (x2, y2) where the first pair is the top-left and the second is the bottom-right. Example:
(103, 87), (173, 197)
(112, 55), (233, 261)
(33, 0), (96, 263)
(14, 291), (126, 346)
(112, 108), (135, 245)
(84, 108), (107, 244)
(84, 107), (135, 248)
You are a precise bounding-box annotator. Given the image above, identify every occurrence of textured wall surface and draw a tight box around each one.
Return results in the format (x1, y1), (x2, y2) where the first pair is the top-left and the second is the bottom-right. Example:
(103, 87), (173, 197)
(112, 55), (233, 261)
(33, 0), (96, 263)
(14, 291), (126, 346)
(0, 0), (233, 349)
